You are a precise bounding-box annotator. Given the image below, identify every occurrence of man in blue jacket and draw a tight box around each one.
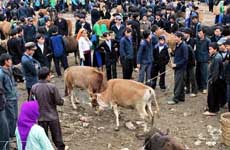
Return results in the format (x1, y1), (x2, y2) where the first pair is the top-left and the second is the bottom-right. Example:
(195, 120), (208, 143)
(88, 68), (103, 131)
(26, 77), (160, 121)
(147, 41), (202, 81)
(0, 53), (18, 144)
(120, 28), (134, 79)
(137, 30), (153, 84)
(168, 31), (188, 105)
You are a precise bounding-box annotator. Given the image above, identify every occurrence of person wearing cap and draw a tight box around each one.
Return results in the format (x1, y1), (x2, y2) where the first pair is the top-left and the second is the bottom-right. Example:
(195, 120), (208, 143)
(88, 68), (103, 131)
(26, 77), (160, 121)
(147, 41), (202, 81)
(98, 32), (119, 80)
(203, 42), (223, 116)
(111, 15), (126, 42)
(152, 35), (170, 90)
(0, 53), (18, 142)
(195, 27), (211, 94)
(182, 28), (197, 97)
(75, 13), (91, 35)
(54, 13), (68, 36)
(33, 34), (52, 69)
(23, 17), (36, 42)
(7, 28), (22, 65)
(168, 31), (188, 105)
(137, 30), (153, 84)
(21, 42), (40, 99)
(120, 28), (134, 79)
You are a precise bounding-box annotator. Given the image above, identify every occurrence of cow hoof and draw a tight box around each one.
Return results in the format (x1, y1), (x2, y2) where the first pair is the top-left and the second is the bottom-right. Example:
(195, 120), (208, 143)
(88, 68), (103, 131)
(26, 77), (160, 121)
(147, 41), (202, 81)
(114, 127), (120, 131)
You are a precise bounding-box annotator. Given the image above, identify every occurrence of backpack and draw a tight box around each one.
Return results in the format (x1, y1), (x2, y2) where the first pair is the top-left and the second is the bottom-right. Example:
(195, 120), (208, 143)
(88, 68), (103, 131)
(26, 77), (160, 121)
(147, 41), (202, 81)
(50, 35), (65, 57)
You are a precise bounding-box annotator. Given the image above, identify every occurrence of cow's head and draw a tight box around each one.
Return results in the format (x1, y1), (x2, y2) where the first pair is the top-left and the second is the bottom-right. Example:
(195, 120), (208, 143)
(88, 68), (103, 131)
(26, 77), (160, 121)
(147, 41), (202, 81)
(89, 92), (108, 111)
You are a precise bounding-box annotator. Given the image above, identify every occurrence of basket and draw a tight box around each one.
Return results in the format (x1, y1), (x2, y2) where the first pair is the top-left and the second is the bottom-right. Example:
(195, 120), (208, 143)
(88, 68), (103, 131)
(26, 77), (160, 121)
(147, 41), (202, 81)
(220, 112), (230, 146)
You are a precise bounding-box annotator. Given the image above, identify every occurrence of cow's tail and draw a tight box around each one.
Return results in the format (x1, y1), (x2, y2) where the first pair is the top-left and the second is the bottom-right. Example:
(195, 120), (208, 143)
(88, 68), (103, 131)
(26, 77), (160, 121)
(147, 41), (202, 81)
(149, 88), (160, 126)
(64, 68), (69, 96)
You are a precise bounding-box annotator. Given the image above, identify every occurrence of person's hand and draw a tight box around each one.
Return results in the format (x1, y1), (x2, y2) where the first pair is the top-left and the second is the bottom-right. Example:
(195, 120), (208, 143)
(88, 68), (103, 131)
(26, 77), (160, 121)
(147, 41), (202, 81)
(137, 64), (141, 68)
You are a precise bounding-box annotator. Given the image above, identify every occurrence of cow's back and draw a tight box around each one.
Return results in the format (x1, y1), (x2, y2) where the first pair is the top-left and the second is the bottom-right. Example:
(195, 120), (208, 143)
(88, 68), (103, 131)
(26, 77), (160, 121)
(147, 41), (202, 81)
(64, 66), (103, 91)
(104, 79), (150, 106)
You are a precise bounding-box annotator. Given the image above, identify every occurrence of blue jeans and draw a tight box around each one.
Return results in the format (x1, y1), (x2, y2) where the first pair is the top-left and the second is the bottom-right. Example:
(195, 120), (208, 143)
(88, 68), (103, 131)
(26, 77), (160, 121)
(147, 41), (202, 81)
(0, 110), (9, 150)
(5, 100), (18, 138)
(196, 62), (208, 90)
(138, 63), (152, 84)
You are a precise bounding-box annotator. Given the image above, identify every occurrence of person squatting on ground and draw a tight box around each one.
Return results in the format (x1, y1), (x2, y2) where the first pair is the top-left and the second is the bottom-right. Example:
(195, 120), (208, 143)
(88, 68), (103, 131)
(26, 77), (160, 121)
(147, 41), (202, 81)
(203, 42), (224, 116)
(98, 32), (119, 80)
(30, 67), (66, 150)
(21, 42), (40, 100)
(168, 31), (188, 105)
(151, 35), (170, 90)
(120, 27), (134, 79)
(137, 30), (153, 85)
(15, 100), (54, 150)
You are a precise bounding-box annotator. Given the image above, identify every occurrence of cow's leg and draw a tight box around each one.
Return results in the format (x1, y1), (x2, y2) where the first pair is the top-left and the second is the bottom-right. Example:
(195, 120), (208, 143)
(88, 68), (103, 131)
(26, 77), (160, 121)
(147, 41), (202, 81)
(73, 88), (80, 104)
(70, 90), (77, 109)
(147, 101), (155, 127)
(112, 104), (120, 131)
(136, 102), (149, 132)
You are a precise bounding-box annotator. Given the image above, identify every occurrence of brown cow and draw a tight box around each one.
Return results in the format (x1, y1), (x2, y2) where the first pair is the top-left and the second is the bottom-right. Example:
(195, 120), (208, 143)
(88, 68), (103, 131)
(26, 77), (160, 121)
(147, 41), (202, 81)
(155, 29), (176, 51)
(64, 66), (107, 109)
(66, 19), (73, 36)
(0, 21), (11, 39)
(96, 19), (111, 30)
(92, 79), (159, 131)
(63, 36), (79, 64)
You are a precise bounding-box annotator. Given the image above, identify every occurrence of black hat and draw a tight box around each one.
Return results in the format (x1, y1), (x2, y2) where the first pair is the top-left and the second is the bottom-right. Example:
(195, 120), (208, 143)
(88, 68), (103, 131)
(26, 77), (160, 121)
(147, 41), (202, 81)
(225, 38), (230, 45)
(174, 31), (184, 38)
(25, 42), (37, 50)
(10, 28), (18, 36)
(159, 35), (166, 41)
(183, 28), (192, 34)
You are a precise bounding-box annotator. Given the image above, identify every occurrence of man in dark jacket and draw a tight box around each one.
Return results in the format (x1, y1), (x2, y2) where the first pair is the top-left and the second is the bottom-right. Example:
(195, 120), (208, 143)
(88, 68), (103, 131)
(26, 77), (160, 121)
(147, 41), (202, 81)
(75, 14), (91, 34)
(0, 53), (18, 140)
(23, 17), (36, 42)
(120, 28), (134, 79)
(137, 30), (153, 84)
(34, 34), (52, 69)
(91, 4), (101, 26)
(31, 67), (66, 150)
(210, 26), (223, 43)
(21, 42), (40, 99)
(203, 43), (223, 116)
(50, 26), (68, 76)
(152, 35), (170, 90)
(98, 32), (119, 80)
(195, 27), (211, 93)
(17, 2), (28, 20)
(54, 13), (68, 36)
(168, 31), (188, 105)
(111, 15), (126, 42)
(7, 29), (22, 65)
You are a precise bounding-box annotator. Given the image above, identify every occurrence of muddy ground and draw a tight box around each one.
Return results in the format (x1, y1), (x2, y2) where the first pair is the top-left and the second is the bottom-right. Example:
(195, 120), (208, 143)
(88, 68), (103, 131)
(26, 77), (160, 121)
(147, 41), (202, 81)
(16, 3), (230, 150)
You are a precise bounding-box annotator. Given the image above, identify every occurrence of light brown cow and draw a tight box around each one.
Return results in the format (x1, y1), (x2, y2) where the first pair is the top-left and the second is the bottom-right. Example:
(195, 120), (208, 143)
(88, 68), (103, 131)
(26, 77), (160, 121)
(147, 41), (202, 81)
(92, 79), (159, 131)
(66, 19), (73, 36)
(155, 29), (176, 51)
(64, 66), (107, 109)
(0, 21), (11, 39)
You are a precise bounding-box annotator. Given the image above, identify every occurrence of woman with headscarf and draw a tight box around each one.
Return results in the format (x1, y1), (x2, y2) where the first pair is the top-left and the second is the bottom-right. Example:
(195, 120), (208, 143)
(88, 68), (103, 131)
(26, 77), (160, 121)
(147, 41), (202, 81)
(15, 100), (53, 150)
(77, 28), (92, 66)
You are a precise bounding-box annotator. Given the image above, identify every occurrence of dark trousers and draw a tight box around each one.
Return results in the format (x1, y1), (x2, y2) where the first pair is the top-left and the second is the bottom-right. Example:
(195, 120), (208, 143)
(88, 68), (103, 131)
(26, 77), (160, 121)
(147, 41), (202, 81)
(83, 51), (91, 66)
(185, 66), (198, 94)
(196, 62), (208, 90)
(54, 55), (69, 76)
(227, 83), (230, 111)
(27, 88), (31, 100)
(207, 80), (222, 113)
(219, 79), (227, 107)
(5, 100), (17, 138)
(138, 63), (152, 83)
(209, 2), (214, 12)
(173, 69), (186, 102)
(38, 120), (65, 150)
(106, 62), (117, 80)
(152, 64), (166, 89)
(121, 58), (133, 79)
(0, 110), (9, 150)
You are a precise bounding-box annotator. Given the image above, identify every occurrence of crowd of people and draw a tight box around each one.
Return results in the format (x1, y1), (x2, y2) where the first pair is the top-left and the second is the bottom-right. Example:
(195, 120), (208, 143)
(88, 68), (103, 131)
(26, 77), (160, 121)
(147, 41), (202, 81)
(0, 0), (230, 149)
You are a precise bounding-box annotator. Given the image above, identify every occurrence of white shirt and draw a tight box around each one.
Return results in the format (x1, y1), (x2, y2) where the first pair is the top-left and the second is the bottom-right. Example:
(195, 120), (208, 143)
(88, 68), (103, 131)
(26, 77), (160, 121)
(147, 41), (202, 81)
(105, 40), (112, 51)
(159, 45), (164, 53)
(78, 37), (92, 59)
(37, 43), (44, 54)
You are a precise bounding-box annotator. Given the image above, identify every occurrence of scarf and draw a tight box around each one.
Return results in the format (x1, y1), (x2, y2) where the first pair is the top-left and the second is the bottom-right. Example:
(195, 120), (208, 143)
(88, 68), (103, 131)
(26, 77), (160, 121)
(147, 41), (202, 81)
(17, 100), (40, 150)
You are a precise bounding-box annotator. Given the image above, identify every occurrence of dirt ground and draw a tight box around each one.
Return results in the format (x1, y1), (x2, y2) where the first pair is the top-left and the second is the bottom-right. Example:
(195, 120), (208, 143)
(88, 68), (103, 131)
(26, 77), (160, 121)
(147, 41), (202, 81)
(16, 2), (230, 150)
